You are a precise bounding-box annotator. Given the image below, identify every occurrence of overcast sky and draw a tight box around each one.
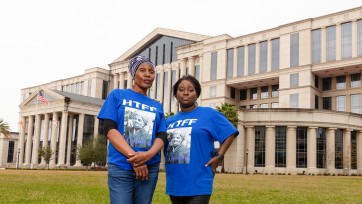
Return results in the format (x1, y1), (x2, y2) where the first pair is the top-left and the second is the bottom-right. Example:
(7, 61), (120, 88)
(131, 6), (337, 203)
(0, 1), (360, 132)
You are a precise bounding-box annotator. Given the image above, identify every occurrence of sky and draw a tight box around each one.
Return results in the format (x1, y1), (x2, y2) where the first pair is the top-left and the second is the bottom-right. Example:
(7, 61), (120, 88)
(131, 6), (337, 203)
(0, 0), (361, 132)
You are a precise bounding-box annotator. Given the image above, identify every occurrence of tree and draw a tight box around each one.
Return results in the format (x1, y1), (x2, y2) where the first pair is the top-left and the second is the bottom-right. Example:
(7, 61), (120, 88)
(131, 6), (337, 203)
(38, 146), (54, 169)
(216, 103), (239, 127)
(77, 134), (107, 168)
(0, 118), (11, 137)
(165, 112), (174, 119)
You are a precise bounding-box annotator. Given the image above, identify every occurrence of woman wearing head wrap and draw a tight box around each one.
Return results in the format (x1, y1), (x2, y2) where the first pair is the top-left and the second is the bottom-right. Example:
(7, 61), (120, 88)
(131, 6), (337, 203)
(98, 55), (167, 204)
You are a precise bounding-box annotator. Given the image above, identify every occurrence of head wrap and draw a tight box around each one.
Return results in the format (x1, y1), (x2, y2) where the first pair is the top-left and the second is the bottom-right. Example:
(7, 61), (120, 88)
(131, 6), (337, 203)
(128, 55), (154, 78)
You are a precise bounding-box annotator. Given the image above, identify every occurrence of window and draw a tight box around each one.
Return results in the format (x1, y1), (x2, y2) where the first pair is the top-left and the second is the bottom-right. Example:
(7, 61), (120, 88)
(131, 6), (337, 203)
(7, 141), (14, 163)
(171, 70), (177, 111)
(351, 73), (361, 88)
(250, 104), (258, 109)
(261, 86), (268, 98)
(312, 29), (321, 64)
(358, 20), (362, 56)
(351, 131), (357, 169)
(290, 94), (299, 108)
(335, 129), (343, 169)
(315, 75), (319, 88)
(210, 86), (216, 98)
(336, 75), (346, 90)
(271, 102), (279, 108)
(290, 33), (299, 67)
(260, 103), (268, 108)
(211, 52), (217, 80)
(237, 46), (245, 76)
(240, 89), (247, 100)
(322, 77), (332, 91)
(336, 95), (346, 111)
(326, 26), (336, 61)
(259, 41), (268, 73)
(322, 97), (332, 110)
(272, 85), (279, 97)
(290, 73), (299, 88)
(226, 49), (234, 78)
(155, 46), (158, 66)
(315, 95), (319, 109)
(271, 38), (280, 70)
(316, 128), (326, 168)
(250, 88), (257, 99)
(275, 126), (286, 167)
(296, 127), (307, 168)
(102, 80), (108, 100)
(341, 22), (352, 59)
(351, 94), (361, 114)
(254, 127), (266, 167)
(195, 65), (200, 81)
(230, 87), (236, 99)
(248, 44), (256, 75)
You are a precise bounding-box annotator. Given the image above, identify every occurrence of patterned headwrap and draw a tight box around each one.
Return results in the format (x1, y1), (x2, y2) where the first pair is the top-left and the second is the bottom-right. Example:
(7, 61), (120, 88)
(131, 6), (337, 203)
(128, 55), (154, 78)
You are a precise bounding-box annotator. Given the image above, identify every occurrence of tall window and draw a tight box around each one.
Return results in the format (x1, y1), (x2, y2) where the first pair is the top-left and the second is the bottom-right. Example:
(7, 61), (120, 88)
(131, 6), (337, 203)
(316, 128), (326, 168)
(290, 93), (299, 108)
(322, 97), (332, 110)
(290, 33), (299, 68)
(315, 95), (319, 109)
(275, 126), (286, 167)
(336, 95), (346, 111)
(351, 94), (361, 114)
(230, 87), (236, 99)
(326, 26), (336, 61)
(296, 127), (307, 168)
(335, 129), (343, 169)
(248, 44), (256, 75)
(259, 41), (268, 73)
(237, 46), (245, 76)
(336, 75), (346, 90)
(261, 86), (268, 99)
(351, 131), (357, 169)
(322, 77), (332, 91)
(254, 127), (266, 167)
(341, 22), (352, 59)
(211, 51), (217, 80)
(226, 49), (234, 78)
(7, 141), (14, 163)
(272, 85), (279, 97)
(290, 73), (299, 88)
(240, 89), (247, 100)
(358, 20), (362, 56)
(312, 29), (321, 64)
(351, 73), (361, 88)
(271, 38), (280, 70)
(250, 88), (257, 99)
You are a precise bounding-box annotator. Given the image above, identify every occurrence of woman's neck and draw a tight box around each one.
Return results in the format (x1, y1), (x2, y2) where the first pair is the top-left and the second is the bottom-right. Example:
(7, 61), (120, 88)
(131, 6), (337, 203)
(131, 86), (147, 95)
(180, 104), (197, 112)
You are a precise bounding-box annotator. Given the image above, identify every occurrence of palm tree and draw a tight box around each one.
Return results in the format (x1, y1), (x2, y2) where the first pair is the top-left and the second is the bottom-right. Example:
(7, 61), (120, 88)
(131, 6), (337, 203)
(0, 118), (11, 137)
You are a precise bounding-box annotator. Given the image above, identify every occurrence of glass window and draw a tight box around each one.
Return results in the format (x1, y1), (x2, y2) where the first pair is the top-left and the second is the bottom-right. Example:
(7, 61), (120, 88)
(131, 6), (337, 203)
(271, 38), (280, 70)
(248, 44), (256, 75)
(315, 95), (319, 109)
(226, 49), (234, 78)
(250, 88), (257, 99)
(316, 128), (326, 168)
(250, 104), (258, 109)
(336, 95), (346, 111)
(341, 22), (352, 59)
(323, 97), (332, 110)
(312, 29), (321, 64)
(259, 41), (268, 73)
(230, 87), (236, 99)
(351, 131), (357, 169)
(261, 86), (268, 99)
(326, 26), (336, 61)
(358, 20), (362, 56)
(351, 73), (361, 88)
(351, 94), (361, 114)
(296, 127), (307, 168)
(260, 103), (268, 108)
(271, 103), (279, 108)
(290, 73), (299, 88)
(336, 75), (346, 90)
(290, 93), (299, 108)
(240, 89), (247, 100)
(275, 126), (286, 167)
(290, 33), (299, 68)
(335, 129), (343, 169)
(322, 77), (332, 91)
(254, 127), (265, 167)
(237, 46), (245, 76)
(315, 75), (319, 88)
(211, 52), (217, 80)
(7, 141), (14, 163)
(102, 80), (108, 100)
(272, 85), (279, 97)
(210, 86), (216, 98)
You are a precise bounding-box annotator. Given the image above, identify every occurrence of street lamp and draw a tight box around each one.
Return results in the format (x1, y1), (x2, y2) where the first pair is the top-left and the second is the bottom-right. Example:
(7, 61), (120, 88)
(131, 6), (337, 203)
(245, 149), (249, 175)
(16, 148), (20, 169)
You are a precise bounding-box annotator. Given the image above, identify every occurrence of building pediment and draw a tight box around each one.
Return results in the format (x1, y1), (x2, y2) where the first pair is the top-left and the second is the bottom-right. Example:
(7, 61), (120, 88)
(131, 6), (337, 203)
(19, 86), (66, 107)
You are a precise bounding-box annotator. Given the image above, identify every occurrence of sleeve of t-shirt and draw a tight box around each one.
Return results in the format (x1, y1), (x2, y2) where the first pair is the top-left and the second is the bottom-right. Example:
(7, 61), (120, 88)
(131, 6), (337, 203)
(209, 108), (239, 144)
(97, 90), (120, 123)
(156, 103), (167, 133)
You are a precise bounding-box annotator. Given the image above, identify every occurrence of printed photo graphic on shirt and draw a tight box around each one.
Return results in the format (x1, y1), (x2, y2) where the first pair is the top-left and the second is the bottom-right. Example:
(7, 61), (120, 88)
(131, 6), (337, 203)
(124, 107), (155, 148)
(166, 127), (191, 164)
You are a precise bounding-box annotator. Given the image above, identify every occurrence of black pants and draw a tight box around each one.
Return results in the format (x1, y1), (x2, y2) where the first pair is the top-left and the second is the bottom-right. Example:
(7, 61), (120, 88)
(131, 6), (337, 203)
(169, 195), (211, 204)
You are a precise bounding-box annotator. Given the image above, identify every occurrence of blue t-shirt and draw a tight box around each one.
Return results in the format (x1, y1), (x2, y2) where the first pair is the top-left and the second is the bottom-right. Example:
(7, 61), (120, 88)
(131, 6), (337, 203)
(165, 106), (239, 196)
(98, 89), (166, 170)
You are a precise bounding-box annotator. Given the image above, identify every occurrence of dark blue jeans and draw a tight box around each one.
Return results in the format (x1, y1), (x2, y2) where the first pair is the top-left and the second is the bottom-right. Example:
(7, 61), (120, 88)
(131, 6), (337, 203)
(108, 162), (160, 204)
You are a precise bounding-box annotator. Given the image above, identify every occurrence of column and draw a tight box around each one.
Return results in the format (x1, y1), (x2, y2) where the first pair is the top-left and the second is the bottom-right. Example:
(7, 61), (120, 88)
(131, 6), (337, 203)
(286, 126), (297, 175)
(265, 126), (275, 174)
(57, 110), (69, 166)
(66, 114), (74, 166)
(180, 58), (187, 77)
(188, 56), (195, 76)
(357, 131), (362, 175)
(94, 116), (99, 137)
(336, 23), (341, 60)
(41, 113), (50, 165)
(24, 115), (34, 166)
(245, 126), (254, 174)
(255, 43), (260, 74)
(75, 113), (85, 166)
(307, 127), (317, 175)
(18, 116), (26, 166)
(321, 27), (327, 63)
(50, 112), (58, 167)
(119, 72), (125, 89)
(267, 40), (272, 72)
(199, 55), (203, 82)
(233, 48), (238, 77)
(31, 114), (42, 167)
(343, 129), (352, 175)
(326, 128), (336, 175)
(352, 20), (357, 58)
(127, 72), (133, 89)
(113, 73), (119, 90)
(244, 46), (249, 76)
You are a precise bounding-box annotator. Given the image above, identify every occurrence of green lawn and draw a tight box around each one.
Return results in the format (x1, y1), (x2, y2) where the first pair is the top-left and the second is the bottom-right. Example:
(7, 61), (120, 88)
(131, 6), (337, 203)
(0, 169), (361, 203)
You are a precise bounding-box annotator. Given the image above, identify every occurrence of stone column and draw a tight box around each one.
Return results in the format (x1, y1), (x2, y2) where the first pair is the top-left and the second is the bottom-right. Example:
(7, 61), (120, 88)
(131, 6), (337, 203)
(119, 72), (125, 89)
(66, 114), (74, 166)
(326, 128), (336, 175)
(335, 23), (341, 61)
(94, 116), (99, 137)
(188, 56), (195, 76)
(57, 110), (69, 166)
(18, 116), (26, 166)
(245, 126), (254, 174)
(41, 113), (50, 165)
(286, 126), (297, 175)
(321, 27), (326, 63)
(343, 129), (352, 175)
(307, 127), (317, 175)
(50, 112), (58, 167)
(352, 20), (357, 58)
(357, 131), (362, 175)
(127, 72), (133, 89)
(31, 114), (42, 167)
(180, 58), (187, 77)
(198, 55), (203, 82)
(75, 113), (85, 166)
(113, 72), (119, 90)
(24, 115), (34, 166)
(255, 43), (260, 74)
(265, 126), (275, 174)
(267, 40), (272, 72)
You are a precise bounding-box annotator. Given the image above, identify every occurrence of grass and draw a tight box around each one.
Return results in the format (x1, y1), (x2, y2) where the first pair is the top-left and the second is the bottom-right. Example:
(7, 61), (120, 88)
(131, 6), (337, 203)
(0, 169), (361, 203)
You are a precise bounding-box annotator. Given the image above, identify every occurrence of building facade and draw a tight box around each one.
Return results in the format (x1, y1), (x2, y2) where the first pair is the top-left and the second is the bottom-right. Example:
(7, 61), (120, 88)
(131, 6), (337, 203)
(12, 7), (362, 175)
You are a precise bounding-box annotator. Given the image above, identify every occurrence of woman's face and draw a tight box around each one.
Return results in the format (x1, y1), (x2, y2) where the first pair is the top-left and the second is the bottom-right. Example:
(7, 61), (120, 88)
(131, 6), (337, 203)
(171, 133), (183, 146)
(133, 63), (155, 92)
(133, 115), (145, 129)
(176, 80), (197, 107)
